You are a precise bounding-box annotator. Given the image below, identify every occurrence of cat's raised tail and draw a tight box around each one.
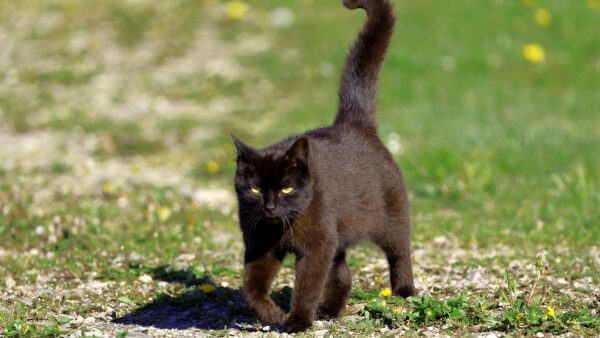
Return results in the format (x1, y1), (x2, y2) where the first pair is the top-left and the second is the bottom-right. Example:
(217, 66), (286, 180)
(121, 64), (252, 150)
(334, 0), (396, 130)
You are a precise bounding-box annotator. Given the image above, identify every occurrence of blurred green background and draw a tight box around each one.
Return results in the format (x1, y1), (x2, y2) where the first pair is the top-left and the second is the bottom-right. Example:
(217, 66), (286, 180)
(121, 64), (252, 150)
(0, 0), (599, 259)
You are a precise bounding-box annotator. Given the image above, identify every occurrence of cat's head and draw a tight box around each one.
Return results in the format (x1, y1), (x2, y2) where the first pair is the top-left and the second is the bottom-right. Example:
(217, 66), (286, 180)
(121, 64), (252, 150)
(232, 134), (313, 227)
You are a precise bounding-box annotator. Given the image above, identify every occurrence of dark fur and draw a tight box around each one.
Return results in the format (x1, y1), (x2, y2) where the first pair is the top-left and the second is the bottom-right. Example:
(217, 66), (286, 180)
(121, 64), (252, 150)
(232, 0), (416, 332)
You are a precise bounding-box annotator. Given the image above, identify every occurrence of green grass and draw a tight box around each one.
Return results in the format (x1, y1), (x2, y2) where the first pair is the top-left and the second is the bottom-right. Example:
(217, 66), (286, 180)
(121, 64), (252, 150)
(0, 0), (598, 336)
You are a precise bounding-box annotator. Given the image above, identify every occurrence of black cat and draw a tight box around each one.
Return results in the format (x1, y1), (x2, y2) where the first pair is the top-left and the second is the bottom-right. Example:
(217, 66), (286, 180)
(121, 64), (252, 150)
(232, 0), (416, 333)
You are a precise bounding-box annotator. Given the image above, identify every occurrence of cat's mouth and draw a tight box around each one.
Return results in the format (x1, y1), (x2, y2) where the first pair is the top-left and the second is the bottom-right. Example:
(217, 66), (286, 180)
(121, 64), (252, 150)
(263, 214), (281, 222)
(263, 213), (289, 225)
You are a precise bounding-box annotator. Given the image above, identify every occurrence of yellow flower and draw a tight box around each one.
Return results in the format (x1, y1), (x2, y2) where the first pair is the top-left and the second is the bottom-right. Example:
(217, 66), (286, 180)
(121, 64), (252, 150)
(103, 182), (114, 194)
(225, 1), (249, 20)
(521, 0), (539, 7)
(544, 305), (556, 320)
(393, 306), (401, 314)
(381, 300), (387, 307)
(380, 288), (392, 297)
(22, 324), (30, 333)
(199, 283), (216, 293)
(206, 160), (220, 175)
(523, 44), (546, 64)
(157, 206), (171, 222)
(516, 313), (524, 321)
(588, 0), (600, 11)
(534, 8), (552, 27)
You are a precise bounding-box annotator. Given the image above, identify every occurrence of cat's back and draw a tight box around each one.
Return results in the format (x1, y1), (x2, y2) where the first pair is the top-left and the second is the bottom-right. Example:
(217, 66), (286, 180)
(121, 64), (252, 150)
(306, 125), (400, 181)
(306, 125), (405, 206)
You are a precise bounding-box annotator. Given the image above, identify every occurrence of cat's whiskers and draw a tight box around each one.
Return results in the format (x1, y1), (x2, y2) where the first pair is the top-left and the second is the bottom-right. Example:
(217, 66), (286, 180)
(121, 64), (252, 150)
(280, 215), (287, 230)
(242, 212), (261, 235)
(282, 214), (294, 237)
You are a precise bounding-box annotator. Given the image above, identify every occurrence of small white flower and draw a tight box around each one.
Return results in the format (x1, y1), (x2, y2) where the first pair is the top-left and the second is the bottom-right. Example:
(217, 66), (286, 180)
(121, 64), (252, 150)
(386, 133), (404, 155)
(5, 276), (16, 288)
(138, 275), (153, 283)
(270, 7), (295, 28)
(117, 196), (129, 209)
(387, 140), (404, 155)
(35, 225), (45, 235)
(388, 132), (400, 142)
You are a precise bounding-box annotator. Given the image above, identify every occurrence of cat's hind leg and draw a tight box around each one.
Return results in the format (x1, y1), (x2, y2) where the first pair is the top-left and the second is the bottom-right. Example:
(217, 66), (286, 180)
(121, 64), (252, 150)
(384, 247), (416, 298)
(317, 251), (352, 319)
(374, 189), (416, 298)
(243, 251), (286, 325)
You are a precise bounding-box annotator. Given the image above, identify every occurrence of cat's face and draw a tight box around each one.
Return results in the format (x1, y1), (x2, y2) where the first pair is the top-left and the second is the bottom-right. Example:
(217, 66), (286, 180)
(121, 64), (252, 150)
(232, 135), (313, 227)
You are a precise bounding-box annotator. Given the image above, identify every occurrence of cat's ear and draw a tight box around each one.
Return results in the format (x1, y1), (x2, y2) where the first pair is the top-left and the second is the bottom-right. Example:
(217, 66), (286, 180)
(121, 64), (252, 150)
(285, 136), (309, 168)
(231, 133), (257, 162)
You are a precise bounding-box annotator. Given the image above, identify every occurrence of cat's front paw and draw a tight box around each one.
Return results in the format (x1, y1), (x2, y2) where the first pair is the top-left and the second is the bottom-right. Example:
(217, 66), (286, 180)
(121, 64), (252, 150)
(317, 305), (343, 320)
(262, 307), (286, 325)
(284, 316), (312, 333)
(393, 285), (417, 298)
(251, 303), (285, 325)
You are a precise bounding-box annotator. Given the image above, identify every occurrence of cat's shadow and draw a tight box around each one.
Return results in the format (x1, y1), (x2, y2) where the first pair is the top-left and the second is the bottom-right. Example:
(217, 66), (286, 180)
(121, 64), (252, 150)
(113, 265), (291, 332)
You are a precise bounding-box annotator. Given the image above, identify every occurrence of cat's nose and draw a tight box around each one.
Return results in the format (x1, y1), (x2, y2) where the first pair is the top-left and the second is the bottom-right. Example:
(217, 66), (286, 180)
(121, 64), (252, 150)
(264, 202), (275, 213)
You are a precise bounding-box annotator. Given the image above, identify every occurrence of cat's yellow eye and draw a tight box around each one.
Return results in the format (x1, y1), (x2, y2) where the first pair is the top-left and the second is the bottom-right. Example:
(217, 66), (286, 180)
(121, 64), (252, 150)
(281, 187), (294, 194)
(250, 187), (261, 194)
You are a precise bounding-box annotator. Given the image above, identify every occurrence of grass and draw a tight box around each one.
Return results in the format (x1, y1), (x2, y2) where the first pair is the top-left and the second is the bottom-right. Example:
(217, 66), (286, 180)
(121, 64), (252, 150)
(0, 0), (598, 336)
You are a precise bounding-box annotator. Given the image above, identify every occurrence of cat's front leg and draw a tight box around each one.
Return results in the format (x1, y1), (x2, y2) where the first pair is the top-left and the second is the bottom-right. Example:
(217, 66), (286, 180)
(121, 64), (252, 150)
(243, 252), (285, 325)
(285, 244), (335, 333)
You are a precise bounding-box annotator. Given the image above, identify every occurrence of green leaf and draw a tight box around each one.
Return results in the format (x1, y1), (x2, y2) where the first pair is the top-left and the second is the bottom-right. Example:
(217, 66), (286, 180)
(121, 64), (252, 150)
(578, 317), (597, 324)
(117, 296), (137, 305)
(406, 296), (421, 304)
(514, 299), (524, 310)
(53, 317), (72, 325)
(5, 320), (26, 334)
(504, 310), (517, 322)
(366, 301), (383, 313)
(354, 289), (379, 300)
(450, 308), (465, 319)
(211, 267), (237, 276)
(528, 306), (543, 324)
(407, 312), (420, 320)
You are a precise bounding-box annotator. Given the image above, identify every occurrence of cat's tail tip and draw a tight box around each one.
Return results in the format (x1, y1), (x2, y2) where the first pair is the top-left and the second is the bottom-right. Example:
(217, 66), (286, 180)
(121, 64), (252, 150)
(342, 0), (364, 10)
(343, 0), (390, 11)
